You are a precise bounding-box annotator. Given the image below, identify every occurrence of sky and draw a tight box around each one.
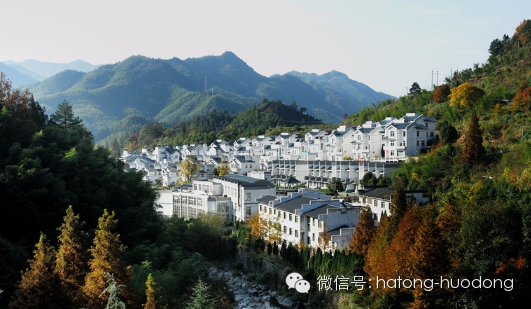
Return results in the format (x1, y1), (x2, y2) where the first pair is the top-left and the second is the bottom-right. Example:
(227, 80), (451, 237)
(1, 0), (530, 97)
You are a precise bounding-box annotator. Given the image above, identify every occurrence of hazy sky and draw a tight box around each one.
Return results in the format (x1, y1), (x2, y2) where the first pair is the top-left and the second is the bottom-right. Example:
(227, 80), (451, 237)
(1, 0), (529, 97)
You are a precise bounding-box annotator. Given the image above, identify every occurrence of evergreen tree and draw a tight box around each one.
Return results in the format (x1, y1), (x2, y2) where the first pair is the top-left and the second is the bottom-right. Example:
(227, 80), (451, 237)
(55, 206), (89, 307)
(49, 100), (82, 129)
(83, 210), (134, 309)
(348, 206), (376, 255)
(388, 177), (408, 237)
(144, 273), (162, 309)
(272, 241), (279, 258)
(9, 234), (69, 309)
(461, 111), (485, 166)
(186, 279), (213, 309)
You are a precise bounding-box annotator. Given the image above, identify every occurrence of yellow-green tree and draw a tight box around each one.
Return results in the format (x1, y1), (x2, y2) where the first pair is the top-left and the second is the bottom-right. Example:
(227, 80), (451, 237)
(55, 206), (89, 307)
(144, 273), (164, 309)
(449, 82), (485, 108)
(248, 211), (267, 240)
(83, 210), (134, 309)
(179, 156), (200, 183)
(214, 163), (231, 176)
(9, 234), (69, 309)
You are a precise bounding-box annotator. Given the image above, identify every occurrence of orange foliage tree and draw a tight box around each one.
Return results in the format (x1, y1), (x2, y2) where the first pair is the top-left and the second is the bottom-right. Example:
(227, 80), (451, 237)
(511, 83), (531, 113)
(55, 206), (89, 307)
(433, 84), (451, 103)
(409, 210), (449, 309)
(348, 206), (376, 255)
(9, 234), (69, 309)
(82, 210), (135, 309)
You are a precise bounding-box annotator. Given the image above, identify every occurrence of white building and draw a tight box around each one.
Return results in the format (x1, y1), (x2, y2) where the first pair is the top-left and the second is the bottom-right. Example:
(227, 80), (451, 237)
(357, 186), (430, 221)
(257, 190), (360, 251)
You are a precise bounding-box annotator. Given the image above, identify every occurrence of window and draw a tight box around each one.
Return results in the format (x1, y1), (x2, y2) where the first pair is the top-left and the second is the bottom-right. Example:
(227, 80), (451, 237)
(312, 233), (315, 241)
(246, 207), (251, 215)
(425, 122), (428, 128)
(289, 214), (293, 221)
(417, 140), (419, 146)
(391, 150), (394, 156)
(289, 228), (292, 235)
(259, 205), (262, 211)
(274, 209), (276, 215)
(430, 132), (434, 138)
(426, 132), (428, 137)
(283, 226), (287, 233)
(417, 131), (419, 137)
(403, 131), (406, 137)
(421, 140), (425, 147)
(283, 212), (286, 219)
(374, 200), (378, 207)
(357, 135), (361, 140)
(390, 131), (395, 137)
(269, 208), (272, 215)
(295, 230), (298, 237)
(295, 216), (298, 223)
(318, 221), (322, 228)
(391, 141), (394, 146)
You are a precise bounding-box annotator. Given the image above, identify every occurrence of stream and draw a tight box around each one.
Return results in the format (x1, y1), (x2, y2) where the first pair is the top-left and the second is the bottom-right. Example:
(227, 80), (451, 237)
(209, 267), (299, 309)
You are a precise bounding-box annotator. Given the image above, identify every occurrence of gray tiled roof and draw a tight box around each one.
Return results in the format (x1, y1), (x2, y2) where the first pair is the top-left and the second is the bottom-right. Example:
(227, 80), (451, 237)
(359, 187), (394, 200)
(304, 204), (339, 219)
(256, 195), (277, 204)
(274, 196), (318, 213)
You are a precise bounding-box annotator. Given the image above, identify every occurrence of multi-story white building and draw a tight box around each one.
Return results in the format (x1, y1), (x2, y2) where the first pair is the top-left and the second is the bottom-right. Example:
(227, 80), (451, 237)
(213, 174), (276, 221)
(257, 190), (360, 251)
(357, 186), (430, 221)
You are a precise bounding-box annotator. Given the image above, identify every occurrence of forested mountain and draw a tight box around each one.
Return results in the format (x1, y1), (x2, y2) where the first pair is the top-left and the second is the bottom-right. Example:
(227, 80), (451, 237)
(124, 99), (324, 151)
(22, 52), (393, 142)
(2, 59), (99, 80)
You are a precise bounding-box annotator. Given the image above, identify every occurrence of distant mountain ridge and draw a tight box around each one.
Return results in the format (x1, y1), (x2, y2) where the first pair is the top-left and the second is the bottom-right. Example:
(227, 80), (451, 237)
(20, 52), (393, 142)
(1, 59), (99, 83)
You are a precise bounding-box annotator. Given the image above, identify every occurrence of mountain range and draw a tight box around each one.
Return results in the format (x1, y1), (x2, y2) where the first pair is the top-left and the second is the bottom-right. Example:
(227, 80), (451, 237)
(1, 59), (100, 86)
(1, 52), (393, 142)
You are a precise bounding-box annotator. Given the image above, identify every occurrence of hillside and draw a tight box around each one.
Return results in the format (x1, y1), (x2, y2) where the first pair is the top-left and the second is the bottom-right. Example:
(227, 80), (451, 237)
(23, 52), (393, 142)
(122, 99), (323, 151)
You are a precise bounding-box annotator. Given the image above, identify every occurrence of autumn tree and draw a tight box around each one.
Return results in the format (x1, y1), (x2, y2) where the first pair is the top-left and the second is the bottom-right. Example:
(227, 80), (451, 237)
(461, 111), (485, 166)
(318, 222), (332, 251)
(83, 210), (134, 309)
(144, 273), (163, 309)
(449, 82), (485, 108)
(55, 206), (89, 307)
(268, 216), (282, 244)
(409, 210), (448, 309)
(179, 156), (200, 183)
(348, 206), (376, 255)
(214, 162), (230, 177)
(511, 83), (531, 113)
(364, 214), (396, 294)
(248, 211), (267, 240)
(9, 234), (69, 309)
(433, 84), (451, 103)
(49, 100), (83, 129)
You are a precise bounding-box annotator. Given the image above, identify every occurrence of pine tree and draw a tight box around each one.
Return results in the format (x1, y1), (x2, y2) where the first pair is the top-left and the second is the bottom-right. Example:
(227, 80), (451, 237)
(56, 206), (89, 307)
(318, 222), (332, 251)
(461, 111), (485, 166)
(186, 279), (214, 309)
(83, 210), (134, 309)
(49, 100), (82, 129)
(9, 234), (69, 309)
(348, 206), (376, 255)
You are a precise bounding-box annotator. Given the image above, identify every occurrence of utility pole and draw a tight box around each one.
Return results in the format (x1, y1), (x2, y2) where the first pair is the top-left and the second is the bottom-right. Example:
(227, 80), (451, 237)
(204, 76), (208, 93)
